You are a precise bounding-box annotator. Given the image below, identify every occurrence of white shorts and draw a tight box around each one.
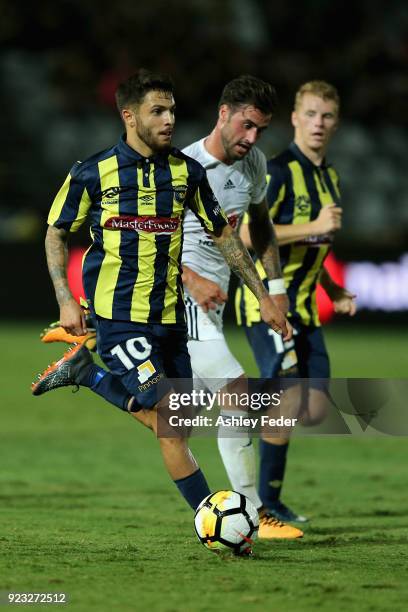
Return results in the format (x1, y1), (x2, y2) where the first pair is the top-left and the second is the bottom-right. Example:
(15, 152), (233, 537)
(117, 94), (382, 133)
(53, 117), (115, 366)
(188, 337), (244, 393)
(185, 295), (225, 341)
(185, 295), (244, 392)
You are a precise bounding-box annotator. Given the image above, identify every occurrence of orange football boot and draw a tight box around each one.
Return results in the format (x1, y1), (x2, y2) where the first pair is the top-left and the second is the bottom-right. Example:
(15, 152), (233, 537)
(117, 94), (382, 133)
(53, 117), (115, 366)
(258, 512), (304, 539)
(40, 320), (96, 351)
(31, 344), (93, 396)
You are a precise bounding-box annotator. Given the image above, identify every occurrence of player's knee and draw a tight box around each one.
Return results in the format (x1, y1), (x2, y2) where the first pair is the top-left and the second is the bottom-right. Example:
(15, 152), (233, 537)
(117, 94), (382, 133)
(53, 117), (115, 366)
(299, 389), (330, 426)
(158, 436), (189, 453)
(131, 408), (154, 430)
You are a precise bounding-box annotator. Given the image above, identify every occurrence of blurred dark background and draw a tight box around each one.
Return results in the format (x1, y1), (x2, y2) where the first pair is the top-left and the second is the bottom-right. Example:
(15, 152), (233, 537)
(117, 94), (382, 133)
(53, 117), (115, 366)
(1, 0), (407, 320)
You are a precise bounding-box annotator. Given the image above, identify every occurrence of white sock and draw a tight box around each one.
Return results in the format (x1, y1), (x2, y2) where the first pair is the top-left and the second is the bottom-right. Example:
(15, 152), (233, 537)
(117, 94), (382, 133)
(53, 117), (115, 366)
(217, 410), (262, 509)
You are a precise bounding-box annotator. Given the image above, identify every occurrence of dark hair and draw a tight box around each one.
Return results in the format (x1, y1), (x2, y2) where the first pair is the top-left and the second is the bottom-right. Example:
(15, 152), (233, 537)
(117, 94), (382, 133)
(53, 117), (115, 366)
(115, 68), (174, 112)
(218, 75), (278, 115)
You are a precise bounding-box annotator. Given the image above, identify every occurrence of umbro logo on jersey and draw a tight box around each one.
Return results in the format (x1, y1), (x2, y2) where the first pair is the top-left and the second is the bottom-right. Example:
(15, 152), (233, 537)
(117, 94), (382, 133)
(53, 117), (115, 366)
(140, 195), (154, 203)
(223, 179), (235, 190)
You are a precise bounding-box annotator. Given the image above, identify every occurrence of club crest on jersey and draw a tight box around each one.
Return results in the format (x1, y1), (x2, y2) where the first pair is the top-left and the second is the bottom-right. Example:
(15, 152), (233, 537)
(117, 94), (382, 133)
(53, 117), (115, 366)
(174, 185), (188, 203)
(104, 215), (180, 234)
(294, 195), (311, 215)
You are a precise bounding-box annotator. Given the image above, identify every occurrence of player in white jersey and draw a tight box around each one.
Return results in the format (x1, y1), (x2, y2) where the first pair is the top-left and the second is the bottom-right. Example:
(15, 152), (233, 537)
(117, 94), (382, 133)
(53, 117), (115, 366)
(182, 139), (266, 346)
(181, 76), (303, 539)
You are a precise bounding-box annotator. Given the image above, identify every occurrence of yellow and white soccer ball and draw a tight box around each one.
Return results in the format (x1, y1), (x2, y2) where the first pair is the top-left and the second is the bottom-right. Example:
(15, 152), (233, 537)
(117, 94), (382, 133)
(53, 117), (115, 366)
(194, 490), (259, 555)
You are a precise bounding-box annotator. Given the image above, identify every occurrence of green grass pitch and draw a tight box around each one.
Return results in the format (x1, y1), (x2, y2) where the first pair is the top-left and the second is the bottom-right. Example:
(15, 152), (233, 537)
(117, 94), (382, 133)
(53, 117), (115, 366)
(0, 322), (407, 611)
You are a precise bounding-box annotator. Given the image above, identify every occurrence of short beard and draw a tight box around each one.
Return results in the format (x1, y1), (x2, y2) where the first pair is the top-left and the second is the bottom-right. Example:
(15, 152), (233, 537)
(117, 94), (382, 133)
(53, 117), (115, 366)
(220, 131), (240, 163)
(136, 123), (170, 153)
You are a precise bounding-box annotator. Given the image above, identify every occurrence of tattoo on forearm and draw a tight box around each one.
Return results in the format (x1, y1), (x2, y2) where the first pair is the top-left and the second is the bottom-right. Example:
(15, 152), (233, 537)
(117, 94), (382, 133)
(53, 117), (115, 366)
(216, 231), (267, 301)
(45, 228), (73, 306)
(250, 221), (282, 280)
(260, 244), (282, 279)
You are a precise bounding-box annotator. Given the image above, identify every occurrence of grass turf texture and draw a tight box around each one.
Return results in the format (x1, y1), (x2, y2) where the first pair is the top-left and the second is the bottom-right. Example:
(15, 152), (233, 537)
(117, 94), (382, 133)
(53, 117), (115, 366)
(1, 322), (407, 611)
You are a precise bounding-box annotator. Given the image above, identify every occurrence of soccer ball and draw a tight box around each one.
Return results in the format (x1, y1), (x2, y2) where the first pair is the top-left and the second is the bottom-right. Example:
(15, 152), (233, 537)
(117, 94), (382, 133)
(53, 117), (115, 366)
(194, 490), (259, 555)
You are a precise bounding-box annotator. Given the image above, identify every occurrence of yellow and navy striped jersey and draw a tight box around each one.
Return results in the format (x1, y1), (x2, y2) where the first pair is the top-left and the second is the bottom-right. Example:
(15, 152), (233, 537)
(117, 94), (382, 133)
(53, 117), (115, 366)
(236, 142), (341, 328)
(48, 135), (228, 325)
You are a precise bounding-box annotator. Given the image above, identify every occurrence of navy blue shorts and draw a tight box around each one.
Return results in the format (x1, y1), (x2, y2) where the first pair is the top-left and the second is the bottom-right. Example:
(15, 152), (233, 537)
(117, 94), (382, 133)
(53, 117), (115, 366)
(95, 317), (192, 410)
(244, 321), (330, 389)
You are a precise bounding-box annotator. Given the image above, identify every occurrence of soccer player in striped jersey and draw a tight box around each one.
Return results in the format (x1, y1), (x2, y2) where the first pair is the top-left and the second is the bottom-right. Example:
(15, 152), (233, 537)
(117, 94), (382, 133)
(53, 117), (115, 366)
(180, 76), (303, 538)
(32, 69), (288, 514)
(236, 81), (356, 523)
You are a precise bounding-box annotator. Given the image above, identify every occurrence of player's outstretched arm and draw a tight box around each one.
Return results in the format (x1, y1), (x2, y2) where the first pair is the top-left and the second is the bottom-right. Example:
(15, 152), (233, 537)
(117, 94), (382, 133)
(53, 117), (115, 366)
(45, 225), (87, 335)
(319, 267), (356, 316)
(182, 265), (228, 313)
(210, 224), (290, 338)
(247, 200), (282, 279)
(247, 200), (289, 315)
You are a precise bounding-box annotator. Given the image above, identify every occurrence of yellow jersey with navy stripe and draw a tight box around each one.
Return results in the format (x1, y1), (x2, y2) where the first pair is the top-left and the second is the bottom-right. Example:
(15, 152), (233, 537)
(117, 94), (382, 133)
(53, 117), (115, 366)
(236, 142), (341, 328)
(48, 135), (228, 325)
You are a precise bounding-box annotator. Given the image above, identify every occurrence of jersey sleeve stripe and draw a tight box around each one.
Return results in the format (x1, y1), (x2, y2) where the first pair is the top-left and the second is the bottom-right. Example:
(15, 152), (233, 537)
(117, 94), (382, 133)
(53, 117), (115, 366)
(70, 186), (92, 231)
(47, 172), (72, 227)
(48, 170), (91, 232)
(188, 165), (228, 233)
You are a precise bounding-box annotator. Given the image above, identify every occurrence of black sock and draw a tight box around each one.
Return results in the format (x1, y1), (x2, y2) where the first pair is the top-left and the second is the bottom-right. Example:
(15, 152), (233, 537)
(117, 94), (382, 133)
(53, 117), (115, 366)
(174, 469), (211, 510)
(78, 364), (133, 412)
